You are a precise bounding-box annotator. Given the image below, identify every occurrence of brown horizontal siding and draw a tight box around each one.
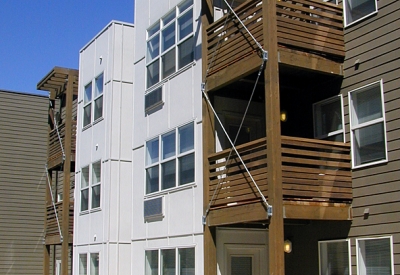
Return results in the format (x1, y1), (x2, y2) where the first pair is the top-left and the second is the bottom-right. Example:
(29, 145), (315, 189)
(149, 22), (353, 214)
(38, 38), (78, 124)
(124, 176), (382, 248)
(0, 91), (47, 275)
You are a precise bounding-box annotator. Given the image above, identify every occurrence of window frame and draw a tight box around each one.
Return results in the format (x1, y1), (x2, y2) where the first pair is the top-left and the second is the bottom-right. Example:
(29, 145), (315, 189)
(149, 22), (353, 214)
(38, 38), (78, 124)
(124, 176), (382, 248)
(145, 247), (195, 275)
(348, 80), (387, 169)
(80, 160), (102, 213)
(145, 122), (195, 196)
(318, 239), (351, 275)
(145, 86), (164, 112)
(344, 0), (378, 27)
(79, 252), (99, 275)
(356, 236), (394, 275)
(313, 95), (345, 142)
(146, 0), (194, 89)
(82, 72), (104, 129)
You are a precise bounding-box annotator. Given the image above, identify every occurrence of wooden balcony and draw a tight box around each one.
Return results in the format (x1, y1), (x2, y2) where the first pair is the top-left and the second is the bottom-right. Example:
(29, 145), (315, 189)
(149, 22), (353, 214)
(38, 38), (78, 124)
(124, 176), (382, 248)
(205, 0), (345, 90)
(45, 201), (74, 245)
(206, 136), (352, 226)
(47, 121), (77, 170)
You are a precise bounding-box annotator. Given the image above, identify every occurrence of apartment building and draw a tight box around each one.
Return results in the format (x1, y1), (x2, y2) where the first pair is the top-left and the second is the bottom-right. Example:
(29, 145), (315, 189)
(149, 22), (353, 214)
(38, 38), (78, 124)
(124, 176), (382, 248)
(339, 0), (400, 273)
(132, 0), (202, 274)
(38, 67), (79, 275)
(73, 21), (135, 275)
(72, 0), (399, 274)
(0, 89), (47, 274)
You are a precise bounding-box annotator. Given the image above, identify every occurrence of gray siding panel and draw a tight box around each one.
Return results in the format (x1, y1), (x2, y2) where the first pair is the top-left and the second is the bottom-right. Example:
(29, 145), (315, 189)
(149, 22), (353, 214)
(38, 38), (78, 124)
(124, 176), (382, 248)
(341, 0), (400, 272)
(0, 90), (47, 275)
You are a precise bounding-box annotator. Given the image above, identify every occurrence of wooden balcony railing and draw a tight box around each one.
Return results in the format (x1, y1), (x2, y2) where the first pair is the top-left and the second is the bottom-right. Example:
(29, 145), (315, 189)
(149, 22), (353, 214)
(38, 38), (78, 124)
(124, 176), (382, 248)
(45, 201), (74, 244)
(47, 121), (77, 169)
(206, 0), (344, 77)
(207, 136), (351, 211)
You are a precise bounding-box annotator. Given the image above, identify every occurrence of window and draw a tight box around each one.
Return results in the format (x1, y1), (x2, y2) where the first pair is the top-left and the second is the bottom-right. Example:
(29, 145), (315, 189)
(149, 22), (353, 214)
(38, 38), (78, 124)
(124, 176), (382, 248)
(313, 95), (345, 142)
(146, 0), (194, 88)
(79, 253), (99, 275)
(349, 80), (387, 168)
(145, 122), (195, 194)
(83, 73), (104, 127)
(357, 236), (393, 275)
(80, 161), (101, 212)
(145, 247), (195, 275)
(344, 0), (377, 26)
(145, 87), (163, 111)
(319, 240), (351, 275)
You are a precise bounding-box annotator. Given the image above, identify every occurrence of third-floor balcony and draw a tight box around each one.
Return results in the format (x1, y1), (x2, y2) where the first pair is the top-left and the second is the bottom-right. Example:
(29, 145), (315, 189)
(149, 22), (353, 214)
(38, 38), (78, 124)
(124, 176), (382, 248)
(205, 0), (345, 91)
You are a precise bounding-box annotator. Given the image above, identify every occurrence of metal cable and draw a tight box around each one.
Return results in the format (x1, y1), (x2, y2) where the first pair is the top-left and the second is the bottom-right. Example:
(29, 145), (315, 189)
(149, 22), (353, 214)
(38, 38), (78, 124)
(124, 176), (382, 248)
(45, 165), (63, 242)
(203, 60), (267, 221)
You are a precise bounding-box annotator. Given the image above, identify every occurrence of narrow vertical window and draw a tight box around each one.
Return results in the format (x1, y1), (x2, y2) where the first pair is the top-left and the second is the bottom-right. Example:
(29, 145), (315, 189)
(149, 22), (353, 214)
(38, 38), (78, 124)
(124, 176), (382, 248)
(83, 83), (92, 127)
(90, 253), (99, 275)
(313, 95), (344, 142)
(145, 250), (159, 275)
(179, 247), (195, 275)
(80, 166), (90, 211)
(79, 254), (88, 275)
(357, 237), (393, 275)
(319, 240), (351, 275)
(94, 73), (104, 121)
(349, 80), (387, 168)
(91, 161), (101, 209)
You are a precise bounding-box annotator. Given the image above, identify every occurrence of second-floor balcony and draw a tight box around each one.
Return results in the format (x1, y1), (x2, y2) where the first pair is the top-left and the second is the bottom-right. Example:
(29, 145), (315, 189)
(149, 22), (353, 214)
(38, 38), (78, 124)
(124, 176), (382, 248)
(206, 135), (352, 226)
(205, 0), (345, 90)
(45, 201), (74, 245)
(47, 121), (77, 170)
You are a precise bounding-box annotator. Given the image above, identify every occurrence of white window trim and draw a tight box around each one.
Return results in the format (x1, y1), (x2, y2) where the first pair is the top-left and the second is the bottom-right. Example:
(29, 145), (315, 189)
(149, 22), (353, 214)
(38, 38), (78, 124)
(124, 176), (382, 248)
(344, 0), (378, 27)
(348, 79), (387, 169)
(79, 252), (100, 275)
(356, 236), (394, 275)
(146, 0), (195, 89)
(313, 94), (345, 142)
(80, 160), (102, 213)
(318, 239), (351, 275)
(82, 72), (104, 129)
(145, 246), (196, 275)
(144, 121), (196, 196)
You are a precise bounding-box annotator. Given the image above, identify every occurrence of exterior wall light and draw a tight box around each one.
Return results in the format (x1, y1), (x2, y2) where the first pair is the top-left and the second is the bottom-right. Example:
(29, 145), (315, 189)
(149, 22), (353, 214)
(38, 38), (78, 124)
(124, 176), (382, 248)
(284, 239), (292, 253)
(280, 110), (287, 122)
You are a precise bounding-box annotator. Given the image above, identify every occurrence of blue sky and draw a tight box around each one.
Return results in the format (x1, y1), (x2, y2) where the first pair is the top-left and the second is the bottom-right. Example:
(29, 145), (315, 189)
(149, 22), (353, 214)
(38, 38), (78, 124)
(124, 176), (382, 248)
(0, 0), (134, 96)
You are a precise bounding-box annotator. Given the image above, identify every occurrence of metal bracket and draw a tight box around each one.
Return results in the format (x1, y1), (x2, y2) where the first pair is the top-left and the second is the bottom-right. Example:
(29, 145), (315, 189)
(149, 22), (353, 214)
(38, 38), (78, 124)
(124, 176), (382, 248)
(201, 82), (206, 92)
(262, 50), (268, 61)
(267, 205), (273, 217)
(202, 215), (206, 225)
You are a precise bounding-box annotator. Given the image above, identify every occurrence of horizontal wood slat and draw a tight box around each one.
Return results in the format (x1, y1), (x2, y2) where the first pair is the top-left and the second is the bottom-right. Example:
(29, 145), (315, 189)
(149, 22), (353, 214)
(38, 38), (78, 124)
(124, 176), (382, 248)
(45, 201), (74, 244)
(207, 136), (352, 212)
(47, 121), (77, 169)
(206, 0), (344, 77)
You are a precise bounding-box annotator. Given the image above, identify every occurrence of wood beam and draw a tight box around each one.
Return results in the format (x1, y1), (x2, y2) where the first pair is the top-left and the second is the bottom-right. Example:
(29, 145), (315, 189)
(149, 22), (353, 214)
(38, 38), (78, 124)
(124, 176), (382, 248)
(283, 201), (352, 220)
(208, 203), (268, 226)
(263, 0), (285, 275)
(205, 53), (262, 92)
(279, 48), (343, 76)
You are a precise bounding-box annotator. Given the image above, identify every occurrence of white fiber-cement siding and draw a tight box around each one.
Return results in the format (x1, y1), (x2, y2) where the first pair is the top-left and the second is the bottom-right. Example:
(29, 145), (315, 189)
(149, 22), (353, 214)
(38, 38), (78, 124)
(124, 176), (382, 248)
(73, 21), (134, 275)
(132, 0), (204, 272)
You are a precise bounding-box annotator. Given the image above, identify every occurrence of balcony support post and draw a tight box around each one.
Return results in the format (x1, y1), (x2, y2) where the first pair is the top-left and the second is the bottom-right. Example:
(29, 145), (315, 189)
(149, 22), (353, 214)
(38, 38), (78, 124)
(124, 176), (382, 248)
(44, 168), (51, 275)
(61, 72), (73, 275)
(262, 0), (285, 274)
(202, 1), (217, 275)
